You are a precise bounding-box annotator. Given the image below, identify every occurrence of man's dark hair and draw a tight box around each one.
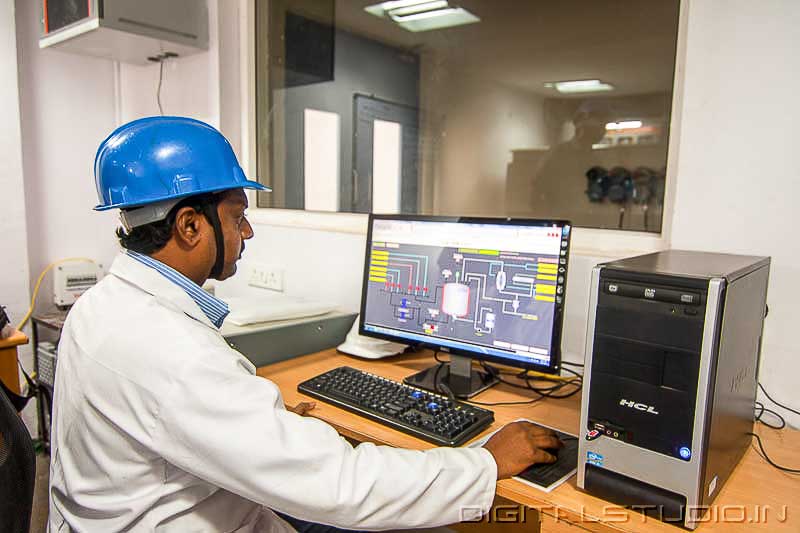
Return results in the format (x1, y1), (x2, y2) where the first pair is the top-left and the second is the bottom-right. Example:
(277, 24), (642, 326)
(116, 193), (222, 255)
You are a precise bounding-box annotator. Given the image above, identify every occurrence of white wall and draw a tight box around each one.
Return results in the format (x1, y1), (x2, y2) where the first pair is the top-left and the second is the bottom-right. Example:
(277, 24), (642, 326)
(671, 0), (800, 426)
(14, 0), (220, 317)
(221, 225), (368, 312)
(0, 0), (30, 329)
(118, 1), (220, 125)
(16, 0), (119, 298)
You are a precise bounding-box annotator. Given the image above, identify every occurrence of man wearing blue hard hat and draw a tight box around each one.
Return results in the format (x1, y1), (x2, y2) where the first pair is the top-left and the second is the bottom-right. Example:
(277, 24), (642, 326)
(48, 116), (560, 532)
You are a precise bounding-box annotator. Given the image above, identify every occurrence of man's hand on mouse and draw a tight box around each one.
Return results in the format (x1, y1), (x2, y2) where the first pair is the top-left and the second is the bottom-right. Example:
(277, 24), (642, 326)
(483, 421), (563, 479)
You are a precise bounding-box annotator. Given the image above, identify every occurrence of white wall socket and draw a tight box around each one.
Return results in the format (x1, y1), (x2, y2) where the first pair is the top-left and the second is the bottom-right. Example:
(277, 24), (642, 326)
(248, 263), (284, 291)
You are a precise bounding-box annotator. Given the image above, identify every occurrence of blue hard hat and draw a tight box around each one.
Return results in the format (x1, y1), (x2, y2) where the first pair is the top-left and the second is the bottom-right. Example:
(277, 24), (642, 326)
(94, 116), (270, 211)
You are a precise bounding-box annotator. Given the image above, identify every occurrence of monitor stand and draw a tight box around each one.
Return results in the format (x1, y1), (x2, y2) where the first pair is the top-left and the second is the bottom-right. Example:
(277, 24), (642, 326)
(403, 354), (499, 399)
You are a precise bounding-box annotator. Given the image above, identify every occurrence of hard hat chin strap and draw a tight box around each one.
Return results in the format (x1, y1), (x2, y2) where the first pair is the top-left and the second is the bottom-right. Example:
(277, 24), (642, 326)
(201, 202), (226, 280)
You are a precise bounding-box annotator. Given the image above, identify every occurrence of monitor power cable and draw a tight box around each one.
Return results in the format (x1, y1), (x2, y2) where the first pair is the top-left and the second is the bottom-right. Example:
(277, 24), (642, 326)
(467, 394), (549, 408)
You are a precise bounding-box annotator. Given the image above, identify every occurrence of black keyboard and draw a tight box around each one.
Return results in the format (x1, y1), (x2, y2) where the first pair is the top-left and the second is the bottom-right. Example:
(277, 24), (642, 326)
(297, 366), (494, 446)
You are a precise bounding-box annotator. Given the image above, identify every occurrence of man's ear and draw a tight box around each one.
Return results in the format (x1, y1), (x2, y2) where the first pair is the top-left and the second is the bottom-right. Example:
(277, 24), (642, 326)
(173, 206), (206, 248)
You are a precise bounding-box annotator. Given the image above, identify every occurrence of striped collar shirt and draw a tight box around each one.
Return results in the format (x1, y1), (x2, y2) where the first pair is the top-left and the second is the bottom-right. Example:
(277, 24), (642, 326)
(124, 250), (229, 328)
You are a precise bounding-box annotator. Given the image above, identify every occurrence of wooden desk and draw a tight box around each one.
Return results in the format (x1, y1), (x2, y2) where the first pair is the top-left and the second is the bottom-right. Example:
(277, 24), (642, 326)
(0, 330), (28, 395)
(258, 349), (800, 533)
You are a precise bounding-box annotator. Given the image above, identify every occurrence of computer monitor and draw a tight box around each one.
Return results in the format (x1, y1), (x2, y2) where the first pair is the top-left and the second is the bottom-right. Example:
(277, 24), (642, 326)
(360, 215), (572, 397)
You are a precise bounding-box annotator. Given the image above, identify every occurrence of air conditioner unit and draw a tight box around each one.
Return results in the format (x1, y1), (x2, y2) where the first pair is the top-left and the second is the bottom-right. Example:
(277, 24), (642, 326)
(39, 0), (208, 65)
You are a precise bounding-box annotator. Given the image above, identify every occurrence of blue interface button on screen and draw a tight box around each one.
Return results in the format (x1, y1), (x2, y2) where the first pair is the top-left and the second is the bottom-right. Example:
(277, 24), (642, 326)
(679, 447), (691, 460)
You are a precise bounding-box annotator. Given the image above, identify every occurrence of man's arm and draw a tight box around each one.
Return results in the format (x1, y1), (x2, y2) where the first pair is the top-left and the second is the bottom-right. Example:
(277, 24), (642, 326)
(153, 355), (497, 529)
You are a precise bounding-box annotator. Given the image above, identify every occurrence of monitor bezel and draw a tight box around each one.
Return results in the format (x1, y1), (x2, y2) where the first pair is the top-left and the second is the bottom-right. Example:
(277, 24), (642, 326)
(358, 214), (571, 375)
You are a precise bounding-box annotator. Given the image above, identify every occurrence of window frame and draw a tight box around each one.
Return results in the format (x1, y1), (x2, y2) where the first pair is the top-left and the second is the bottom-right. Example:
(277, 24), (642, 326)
(232, 0), (690, 257)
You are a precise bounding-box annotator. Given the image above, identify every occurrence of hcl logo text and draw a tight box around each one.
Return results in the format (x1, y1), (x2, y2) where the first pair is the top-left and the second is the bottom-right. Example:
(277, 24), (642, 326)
(619, 399), (660, 415)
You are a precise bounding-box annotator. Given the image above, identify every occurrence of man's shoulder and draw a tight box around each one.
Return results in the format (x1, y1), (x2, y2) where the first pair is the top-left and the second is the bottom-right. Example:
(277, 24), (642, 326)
(71, 271), (198, 324)
(64, 273), (228, 368)
(59, 273), (247, 409)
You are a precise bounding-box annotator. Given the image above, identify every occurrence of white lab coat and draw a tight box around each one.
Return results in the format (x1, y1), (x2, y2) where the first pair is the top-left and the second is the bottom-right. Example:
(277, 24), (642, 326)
(48, 253), (497, 532)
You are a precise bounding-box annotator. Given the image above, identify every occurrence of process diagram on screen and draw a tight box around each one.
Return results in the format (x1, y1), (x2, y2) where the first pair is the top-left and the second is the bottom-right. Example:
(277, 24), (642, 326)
(364, 241), (564, 356)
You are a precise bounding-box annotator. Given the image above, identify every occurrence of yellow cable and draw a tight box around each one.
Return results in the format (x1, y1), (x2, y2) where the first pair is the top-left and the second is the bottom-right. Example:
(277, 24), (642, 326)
(483, 360), (577, 382)
(522, 369), (576, 381)
(16, 257), (96, 331)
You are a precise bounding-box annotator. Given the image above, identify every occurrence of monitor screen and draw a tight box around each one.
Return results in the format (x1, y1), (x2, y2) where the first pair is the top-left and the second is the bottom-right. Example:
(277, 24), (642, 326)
(360, 215), (571, 372)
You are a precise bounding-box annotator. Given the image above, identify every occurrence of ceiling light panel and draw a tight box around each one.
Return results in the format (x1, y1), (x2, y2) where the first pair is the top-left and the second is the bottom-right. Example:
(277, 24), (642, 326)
(606, 121), (643, 130)
(365, 1), (480, 32)
(387, 0), (449, 18)
(544, 79), (616, 94)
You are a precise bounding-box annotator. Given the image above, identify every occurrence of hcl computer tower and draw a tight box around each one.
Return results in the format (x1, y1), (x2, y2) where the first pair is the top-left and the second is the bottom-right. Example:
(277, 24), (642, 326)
(577, 250), (770, 529)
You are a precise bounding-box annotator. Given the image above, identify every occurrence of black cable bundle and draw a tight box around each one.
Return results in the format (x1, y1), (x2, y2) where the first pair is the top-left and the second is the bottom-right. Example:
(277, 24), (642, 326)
(751, 382), (800, 474)
(430, 352), (584, 407)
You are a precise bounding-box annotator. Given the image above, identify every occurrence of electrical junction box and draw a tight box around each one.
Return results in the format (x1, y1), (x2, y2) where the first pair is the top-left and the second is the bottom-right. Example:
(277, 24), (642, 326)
(39, 0), (208, 65)
(53, 261), (104, 307)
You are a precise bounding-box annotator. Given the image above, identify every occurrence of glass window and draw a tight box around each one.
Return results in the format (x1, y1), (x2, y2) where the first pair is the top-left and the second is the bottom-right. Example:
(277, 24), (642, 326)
(255, 0), (680, 232)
